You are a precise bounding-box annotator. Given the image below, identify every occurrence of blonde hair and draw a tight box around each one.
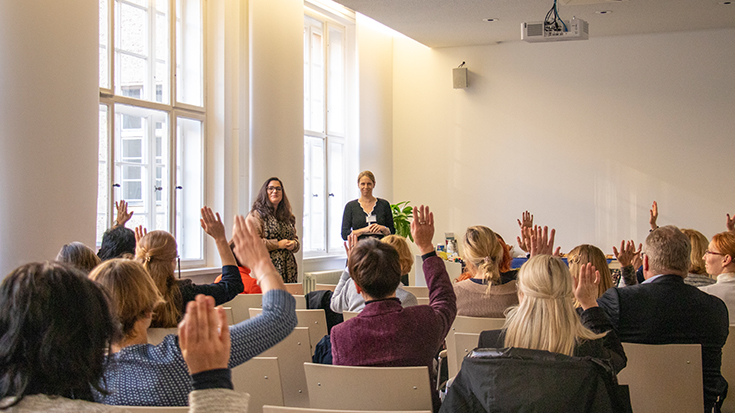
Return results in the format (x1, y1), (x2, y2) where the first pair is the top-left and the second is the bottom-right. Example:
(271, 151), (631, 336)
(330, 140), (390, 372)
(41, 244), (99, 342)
(56, 242), (101, 274)
(381, 235), (413, 276)
(681, 229), (709, 275)
(135, 230), (181, 327)
(463, 226), (504, 290)
(567, 244), (613, 305)
(89, 259), (164, 341)
(503, 255), (605, 356)
(357, 170), (375, 184)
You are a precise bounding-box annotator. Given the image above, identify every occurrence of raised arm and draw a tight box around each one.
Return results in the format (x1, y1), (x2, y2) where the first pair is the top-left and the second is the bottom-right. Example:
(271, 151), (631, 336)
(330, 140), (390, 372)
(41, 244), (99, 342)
(528, 225), (560, 257)
(201, 206), (237, 267)
(113, 200), (134, 228)
(649, 201), (659, 231)
(727, 213), (734, 233)
(516, 210), (533, 254)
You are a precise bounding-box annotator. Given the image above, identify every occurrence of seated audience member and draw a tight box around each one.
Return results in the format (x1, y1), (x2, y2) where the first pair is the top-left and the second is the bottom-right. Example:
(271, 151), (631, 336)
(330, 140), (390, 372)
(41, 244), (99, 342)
(330, 205), (456, 412)
(213, 241), (262, 294)
(700, 231), (735, 323)
(567, 244), (614, 304)
(56, 241), (101, 274)
(331, 234), (418, 313)
(98, 200), (137, 261)
(681, 228), (717, 287)
(456, 233), (518, 282)
(597, 225), (729, 412)
(453, 226), (518, 318)
(90, 223), (297, 406)
(0, 262), (246, 412)
(137, 207), (244, 327)
(382, 234), (415, 286)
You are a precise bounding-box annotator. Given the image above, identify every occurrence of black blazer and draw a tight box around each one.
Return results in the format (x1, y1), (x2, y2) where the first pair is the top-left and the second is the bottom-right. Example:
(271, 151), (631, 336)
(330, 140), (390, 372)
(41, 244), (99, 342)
(597, 274), (729, 411)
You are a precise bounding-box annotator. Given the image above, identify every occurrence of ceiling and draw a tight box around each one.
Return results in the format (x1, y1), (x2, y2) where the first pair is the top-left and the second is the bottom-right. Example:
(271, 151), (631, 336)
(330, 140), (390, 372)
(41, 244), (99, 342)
(330, 0), (735, 48)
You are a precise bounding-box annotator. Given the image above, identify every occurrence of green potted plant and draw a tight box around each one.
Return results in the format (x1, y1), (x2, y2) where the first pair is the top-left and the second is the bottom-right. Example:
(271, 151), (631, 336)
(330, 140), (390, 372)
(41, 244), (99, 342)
(391, 201), (413, 242)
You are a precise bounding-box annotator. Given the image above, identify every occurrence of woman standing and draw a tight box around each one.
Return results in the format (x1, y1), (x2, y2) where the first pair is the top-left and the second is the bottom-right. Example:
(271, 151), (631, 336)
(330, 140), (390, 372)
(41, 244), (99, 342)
(341, 170), (395, 241)
(248, 177), (300, 283)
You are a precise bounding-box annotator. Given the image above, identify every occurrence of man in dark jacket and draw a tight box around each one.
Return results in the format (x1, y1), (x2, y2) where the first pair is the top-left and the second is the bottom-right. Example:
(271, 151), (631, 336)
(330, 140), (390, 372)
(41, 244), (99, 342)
(597, 225), (729, 412)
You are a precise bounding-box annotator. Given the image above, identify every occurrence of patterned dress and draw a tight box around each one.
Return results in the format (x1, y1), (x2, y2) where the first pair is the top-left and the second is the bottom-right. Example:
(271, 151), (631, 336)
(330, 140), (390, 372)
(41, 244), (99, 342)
(250, 211), (300, 283)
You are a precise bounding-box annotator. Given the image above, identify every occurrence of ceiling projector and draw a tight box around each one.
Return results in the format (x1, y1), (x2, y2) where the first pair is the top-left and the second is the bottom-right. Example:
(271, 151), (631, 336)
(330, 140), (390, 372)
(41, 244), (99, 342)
(522, 17), (589, 43)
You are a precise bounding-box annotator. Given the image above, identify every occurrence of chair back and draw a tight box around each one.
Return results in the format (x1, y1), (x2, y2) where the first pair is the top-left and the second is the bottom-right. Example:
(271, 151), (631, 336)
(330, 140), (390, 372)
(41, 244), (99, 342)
(416, 297), (429, 306)
(263, 406), (431, 413)
(315, 283), (336, 292)
(250, 309), (327, 355)
(284, 283), (304, 295)
(232, 356), (284, 413)
(221, 306), (235, 325)
(452, 332), (480, 376)
(721, 325), (735, 413)
(303, 363), (433, 411)
(617, 342), (703, 413)
(147, 328), (178, 345)
(446, 316), (505, 378)
(229, 294), (264, 323)
(294, 295), (307, 309)
(401, 286), (429, 298)
(342, 311), (359, 321)
(258, 327), (312, 407)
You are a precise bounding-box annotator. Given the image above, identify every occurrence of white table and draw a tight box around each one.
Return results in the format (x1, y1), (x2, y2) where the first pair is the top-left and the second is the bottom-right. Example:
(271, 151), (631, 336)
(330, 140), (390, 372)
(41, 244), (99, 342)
(412, 255), (462, 287)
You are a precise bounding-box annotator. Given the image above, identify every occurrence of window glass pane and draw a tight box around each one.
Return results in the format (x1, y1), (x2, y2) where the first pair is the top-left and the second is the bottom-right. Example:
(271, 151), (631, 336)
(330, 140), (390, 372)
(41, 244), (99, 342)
(303, 136), (325, 253)
(304, 16), (324, 133)
(177, 0), (203, 106)
(328, 26), (345, 136)
(155, 7), (170, 104)
(100, 0), (110, 89)
(303, 25), (310, 130)
(114, 104), (169, 232)
(118, 53), (147, 96)
(119, 2), (146, 55)
(97, 105), (110, 246)
(176, 117), (203, 260)
(328, 140), (344, 252)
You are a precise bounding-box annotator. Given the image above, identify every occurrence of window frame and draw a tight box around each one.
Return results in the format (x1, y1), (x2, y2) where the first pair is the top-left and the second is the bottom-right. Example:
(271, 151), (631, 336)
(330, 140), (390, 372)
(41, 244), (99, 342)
(99, 0), (208, 269)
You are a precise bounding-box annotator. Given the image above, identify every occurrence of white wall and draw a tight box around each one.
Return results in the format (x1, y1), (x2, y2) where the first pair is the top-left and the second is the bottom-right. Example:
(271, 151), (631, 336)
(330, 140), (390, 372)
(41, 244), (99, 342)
(392, 29), (735, 253)
(0, 0), (99, 276)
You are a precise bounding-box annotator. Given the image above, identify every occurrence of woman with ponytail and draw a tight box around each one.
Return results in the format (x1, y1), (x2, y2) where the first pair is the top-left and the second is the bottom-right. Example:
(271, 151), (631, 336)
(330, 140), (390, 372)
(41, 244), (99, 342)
(452, 226), (519, 317)
(136, 207), (244, 328)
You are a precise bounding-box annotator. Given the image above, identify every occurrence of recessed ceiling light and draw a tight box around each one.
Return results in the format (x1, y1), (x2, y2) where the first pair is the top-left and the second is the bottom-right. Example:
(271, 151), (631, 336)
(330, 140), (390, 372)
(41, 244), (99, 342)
(596, 10), (613, 14)
(483, 18), (498, 22)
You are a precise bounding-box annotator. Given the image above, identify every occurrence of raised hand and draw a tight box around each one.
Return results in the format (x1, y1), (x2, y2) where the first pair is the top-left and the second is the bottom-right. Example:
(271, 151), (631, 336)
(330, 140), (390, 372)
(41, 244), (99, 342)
(517, 210), (534, 230)
(411, 205), (435, 255)
(200, 207), (227, 241)
(613, 240), (639, 267)
(528, 225), (559, 257)
(573, 262), (600, 310)
(517, 227), (532, 254)
(134, 225), (148, 243)
(114, 200), (134, 228)
(649, 201), (659, 231)
(343, 233), (358, 257)
(233, 215), (285, 291)
(727, 213), (734, 232)
(178, 294), (230, 375)
(631, 244), (643, 270)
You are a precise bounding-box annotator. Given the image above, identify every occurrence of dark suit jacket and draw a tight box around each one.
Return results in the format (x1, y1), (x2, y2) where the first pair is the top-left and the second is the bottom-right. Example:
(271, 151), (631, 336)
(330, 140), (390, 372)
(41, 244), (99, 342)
(597, 274), (729, 411)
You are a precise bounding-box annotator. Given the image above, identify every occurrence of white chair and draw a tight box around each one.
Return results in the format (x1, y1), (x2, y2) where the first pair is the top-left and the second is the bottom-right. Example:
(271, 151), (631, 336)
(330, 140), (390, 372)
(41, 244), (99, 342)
(250, 308), (327, 355)
(294, 295), (307, 309)
(284, 283), (304, 295)
(221, 306), (235, 325)
(232, 356), (284, 413)
(342, 311), (359, 321)
(617, 342), (703, 413)
(147, 328), (178, 345)
(721, 325), (735, 413)
(263, 406), (431, 413)
(416, 297), (429, 306)
(402, 286), (429, 298)
(314, 283), (336, 292)
(229, 294), (264, 323)
(446, 316), (505, 378)
(452, 332), (480, 375)
(258, 327), (312, 407)
(303, 363), (433, 411)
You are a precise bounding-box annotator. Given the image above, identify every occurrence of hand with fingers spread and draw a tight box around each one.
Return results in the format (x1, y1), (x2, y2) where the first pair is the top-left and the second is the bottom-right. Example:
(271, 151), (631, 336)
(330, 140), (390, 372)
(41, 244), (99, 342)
(631, 246), (643, 270)
(411, 205), (435, 255)
(114, 200), (134, 228)
(649, 201), (659, 231)
(613, 240), (639, 267)
(134, 225), (148, 243)
(517, 210), (534, 230)
(573, 262), (600, 310)
(178, 294), (231, 375)
(727, 213), (734, 233)
(343, 233), (358, 257)
(529, 225), (559, 257)
(517, 226), (532, 254)
(201, 207), (237, 267)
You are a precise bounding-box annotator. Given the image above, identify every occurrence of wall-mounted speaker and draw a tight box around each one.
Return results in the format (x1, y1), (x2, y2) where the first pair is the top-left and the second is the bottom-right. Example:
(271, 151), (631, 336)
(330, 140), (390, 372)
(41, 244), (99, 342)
(453, 67), (468, 89)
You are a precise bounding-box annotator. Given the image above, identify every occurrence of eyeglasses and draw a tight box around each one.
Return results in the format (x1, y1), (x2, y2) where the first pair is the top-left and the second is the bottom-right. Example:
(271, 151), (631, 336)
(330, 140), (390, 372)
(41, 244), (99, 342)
(267, 186), (283, 193)
(705, 250), (724, 256)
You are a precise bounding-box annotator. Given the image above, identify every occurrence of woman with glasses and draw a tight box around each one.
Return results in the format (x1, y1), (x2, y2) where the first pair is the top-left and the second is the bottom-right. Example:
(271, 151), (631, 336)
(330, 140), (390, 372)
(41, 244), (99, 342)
(247, 177), (300, 283)
(341, 170), (395, 241)
(700, 231), (735, 323)
(135, 206), (244, 328)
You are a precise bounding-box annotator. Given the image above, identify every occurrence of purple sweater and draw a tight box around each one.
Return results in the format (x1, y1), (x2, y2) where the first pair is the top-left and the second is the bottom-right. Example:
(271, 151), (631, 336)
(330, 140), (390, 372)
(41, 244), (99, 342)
(330, 252), (457, 412)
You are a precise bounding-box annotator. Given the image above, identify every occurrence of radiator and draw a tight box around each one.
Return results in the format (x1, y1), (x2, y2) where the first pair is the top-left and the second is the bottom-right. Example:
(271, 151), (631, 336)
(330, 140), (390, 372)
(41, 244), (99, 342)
(303, 269), (344, 294)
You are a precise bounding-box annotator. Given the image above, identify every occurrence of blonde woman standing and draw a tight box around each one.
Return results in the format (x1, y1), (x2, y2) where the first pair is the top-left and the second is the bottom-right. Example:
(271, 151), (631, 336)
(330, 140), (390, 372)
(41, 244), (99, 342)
(452, 226), (518, 318)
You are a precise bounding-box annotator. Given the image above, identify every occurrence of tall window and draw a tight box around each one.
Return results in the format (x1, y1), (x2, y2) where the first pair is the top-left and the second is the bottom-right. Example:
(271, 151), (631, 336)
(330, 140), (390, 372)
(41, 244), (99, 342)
(98, 0), (205, 265)
(303, 10), (351, 256)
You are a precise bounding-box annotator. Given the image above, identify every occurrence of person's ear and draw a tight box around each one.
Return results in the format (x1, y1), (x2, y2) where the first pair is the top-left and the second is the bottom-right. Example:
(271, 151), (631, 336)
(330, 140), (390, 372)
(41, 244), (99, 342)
(643, 254), (650, 272)
(724, 254), (733, 267)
